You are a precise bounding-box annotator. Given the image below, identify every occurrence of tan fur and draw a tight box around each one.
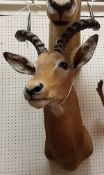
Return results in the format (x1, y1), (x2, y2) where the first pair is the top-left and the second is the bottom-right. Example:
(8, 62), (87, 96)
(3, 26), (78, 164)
(44, 88), (93, 170)
(4, 0), (94, 170)
(43, 0), (93, 170)
(26, 52), (73, 107)
(24, 47), (94, 170)
(5, 49), (94, 170)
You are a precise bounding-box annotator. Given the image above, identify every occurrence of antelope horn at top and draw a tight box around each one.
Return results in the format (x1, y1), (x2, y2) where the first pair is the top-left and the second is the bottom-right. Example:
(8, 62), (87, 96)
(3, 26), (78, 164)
(54, 19), (100, 54)
(15, 30), (47, 55)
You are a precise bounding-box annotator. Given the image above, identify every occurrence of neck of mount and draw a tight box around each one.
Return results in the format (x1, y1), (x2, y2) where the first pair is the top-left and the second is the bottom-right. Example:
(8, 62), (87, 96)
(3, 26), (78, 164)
(44, 86), (74, 117)
(44, 86), (82, 125)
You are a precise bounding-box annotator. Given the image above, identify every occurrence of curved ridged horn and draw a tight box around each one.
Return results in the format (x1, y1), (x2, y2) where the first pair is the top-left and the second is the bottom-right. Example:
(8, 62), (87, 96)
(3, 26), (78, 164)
(54, 19), (100, 54)
(15, 30), (47, 55)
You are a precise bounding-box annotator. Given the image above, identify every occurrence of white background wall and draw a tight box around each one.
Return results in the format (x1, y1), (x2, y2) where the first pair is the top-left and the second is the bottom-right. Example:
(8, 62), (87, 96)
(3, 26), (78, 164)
(0, 3), (104, 175)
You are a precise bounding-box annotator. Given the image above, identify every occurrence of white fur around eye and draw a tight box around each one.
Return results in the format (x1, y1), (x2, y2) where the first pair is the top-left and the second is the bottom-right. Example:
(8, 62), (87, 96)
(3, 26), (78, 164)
(54, 60), (69, 80)
(54, 59), (65, 69)
(54, 60), (69, 72)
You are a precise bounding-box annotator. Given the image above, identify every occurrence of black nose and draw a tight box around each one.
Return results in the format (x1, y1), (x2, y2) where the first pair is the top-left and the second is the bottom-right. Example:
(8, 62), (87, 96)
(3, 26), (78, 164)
(25, 83), (43, 95)
(33, 83), (43, 94)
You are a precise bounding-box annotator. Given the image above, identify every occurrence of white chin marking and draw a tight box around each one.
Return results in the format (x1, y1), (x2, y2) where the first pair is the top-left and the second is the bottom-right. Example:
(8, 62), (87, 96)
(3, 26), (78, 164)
(28, 100), (50, 108)
(50, 106), (64, 116)
(52, 0), (70, 6)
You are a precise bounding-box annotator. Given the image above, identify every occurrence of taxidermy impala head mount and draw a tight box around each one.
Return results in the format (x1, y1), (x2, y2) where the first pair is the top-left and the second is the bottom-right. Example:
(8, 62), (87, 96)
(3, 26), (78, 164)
(3, 19), (100, 108)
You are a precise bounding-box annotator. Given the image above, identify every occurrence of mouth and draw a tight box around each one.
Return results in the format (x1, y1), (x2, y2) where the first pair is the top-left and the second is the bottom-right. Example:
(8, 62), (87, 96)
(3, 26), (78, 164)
(28, 98), (50, 102)
(27, 98), (51, 108)
(28, 98), (51, 108)
(24, 89), (52, 108)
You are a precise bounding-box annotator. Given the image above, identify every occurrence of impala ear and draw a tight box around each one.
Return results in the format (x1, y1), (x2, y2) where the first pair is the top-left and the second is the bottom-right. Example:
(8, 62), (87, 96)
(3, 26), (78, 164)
(3, 52), (35, 75)
(73, 34), (98, 70)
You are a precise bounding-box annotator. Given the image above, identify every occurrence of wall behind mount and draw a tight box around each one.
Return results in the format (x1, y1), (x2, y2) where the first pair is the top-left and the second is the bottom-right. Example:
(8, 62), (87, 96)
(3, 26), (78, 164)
(0, 12), (104, 175)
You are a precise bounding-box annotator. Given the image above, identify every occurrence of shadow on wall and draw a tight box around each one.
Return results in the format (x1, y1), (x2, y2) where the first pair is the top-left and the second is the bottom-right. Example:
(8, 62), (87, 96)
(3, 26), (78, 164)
(46, 158), (92, 175)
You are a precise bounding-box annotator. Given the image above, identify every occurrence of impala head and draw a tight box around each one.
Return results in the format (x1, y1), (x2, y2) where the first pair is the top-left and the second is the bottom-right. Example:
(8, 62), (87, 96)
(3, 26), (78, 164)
(47, 0), (81, 25)
(3, 20), (99, 108)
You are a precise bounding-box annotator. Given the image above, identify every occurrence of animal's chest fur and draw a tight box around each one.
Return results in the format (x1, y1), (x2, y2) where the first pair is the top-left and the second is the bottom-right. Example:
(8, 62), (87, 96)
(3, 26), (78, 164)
(48, 126), (78, 162)
(44, 108), (84, 163)
(44, 90), (84, 163)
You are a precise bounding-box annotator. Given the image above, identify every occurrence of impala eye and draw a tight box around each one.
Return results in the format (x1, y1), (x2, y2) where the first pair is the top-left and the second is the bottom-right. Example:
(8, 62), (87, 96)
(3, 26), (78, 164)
(58, 61), (68, 70)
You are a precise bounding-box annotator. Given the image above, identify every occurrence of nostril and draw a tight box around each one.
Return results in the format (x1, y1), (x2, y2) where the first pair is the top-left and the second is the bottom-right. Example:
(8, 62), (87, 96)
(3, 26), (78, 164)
(25, 83), (43, 96)
(25, 87), (33, 96)
(33, 83), (43, 94)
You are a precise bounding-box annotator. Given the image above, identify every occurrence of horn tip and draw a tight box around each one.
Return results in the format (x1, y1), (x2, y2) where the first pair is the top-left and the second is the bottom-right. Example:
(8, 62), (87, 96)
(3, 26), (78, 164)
(93, 21), (100, 31)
